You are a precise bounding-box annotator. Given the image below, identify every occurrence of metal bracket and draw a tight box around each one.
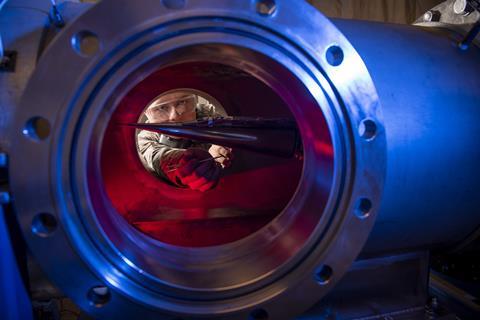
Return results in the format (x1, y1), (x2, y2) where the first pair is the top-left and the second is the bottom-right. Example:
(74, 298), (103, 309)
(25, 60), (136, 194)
(414, 0), (480, 49)
(457, 0), (480, 49)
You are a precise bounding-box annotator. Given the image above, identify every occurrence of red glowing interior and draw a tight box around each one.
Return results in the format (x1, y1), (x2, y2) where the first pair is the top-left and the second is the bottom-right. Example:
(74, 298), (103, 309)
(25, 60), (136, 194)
(99, 62), (305, 247)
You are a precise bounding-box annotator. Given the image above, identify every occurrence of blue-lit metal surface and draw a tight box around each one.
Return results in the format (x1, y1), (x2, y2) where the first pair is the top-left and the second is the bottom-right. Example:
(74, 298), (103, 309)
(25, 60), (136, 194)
(5, 0), (386, 318)
(0, 0), (479, 319)
(0, 205), (33, 320)
(333, 20), (480, 255)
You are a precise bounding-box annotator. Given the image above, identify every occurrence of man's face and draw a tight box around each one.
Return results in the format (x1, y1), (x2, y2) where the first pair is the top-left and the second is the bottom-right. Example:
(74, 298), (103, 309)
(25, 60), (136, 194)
(145, 91), (197, 123)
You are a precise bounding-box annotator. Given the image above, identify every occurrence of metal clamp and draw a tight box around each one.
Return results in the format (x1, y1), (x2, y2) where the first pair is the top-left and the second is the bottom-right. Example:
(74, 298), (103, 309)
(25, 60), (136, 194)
(414, 0), (480, 49)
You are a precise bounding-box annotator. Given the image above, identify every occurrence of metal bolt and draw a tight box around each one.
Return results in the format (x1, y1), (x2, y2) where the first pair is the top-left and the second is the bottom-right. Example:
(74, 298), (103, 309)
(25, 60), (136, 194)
(454, 0), (474, 16)
(0, 153), (7, 167)
(424, 11), (433, 21)
(423, 10), (441, 22)
(0, 191), (10, 204)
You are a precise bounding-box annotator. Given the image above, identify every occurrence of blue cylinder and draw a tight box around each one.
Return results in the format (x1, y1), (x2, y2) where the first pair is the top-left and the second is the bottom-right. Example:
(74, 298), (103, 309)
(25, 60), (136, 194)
(334, 19), (480, 254)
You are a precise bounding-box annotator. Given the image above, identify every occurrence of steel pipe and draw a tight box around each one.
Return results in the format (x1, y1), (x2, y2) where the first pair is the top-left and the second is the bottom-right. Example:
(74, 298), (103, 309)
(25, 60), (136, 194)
(332, 19), (480, 255)
(1, 0), (479, 319)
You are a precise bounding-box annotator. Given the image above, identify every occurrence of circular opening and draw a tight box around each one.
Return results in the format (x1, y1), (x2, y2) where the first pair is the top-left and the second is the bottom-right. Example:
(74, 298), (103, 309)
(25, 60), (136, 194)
(31, 213), (58, 237)
(135, 88), (229, 190)
(358, 119), (377, 140)
(325, 45), (344, 67)
(87, 286), (111, 307)
(23, 117), (51, 141)
(85, 43), (335, 289)
(355, 198), (372, 219)
(71, 31), (100, 57)
(315, 265), (333, 285)
(100, 62), (304, 247)
(162, 0), (186, 9)
(249, 309), (269, 320)
(256, 0), (276, 16)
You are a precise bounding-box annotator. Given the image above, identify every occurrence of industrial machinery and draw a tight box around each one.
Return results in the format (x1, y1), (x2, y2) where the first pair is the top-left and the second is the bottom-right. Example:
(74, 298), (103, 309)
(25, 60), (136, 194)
(1, 0), (479, 319)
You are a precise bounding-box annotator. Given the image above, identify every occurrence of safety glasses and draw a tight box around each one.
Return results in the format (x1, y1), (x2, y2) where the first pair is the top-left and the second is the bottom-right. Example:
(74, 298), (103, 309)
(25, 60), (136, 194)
(148, 94), (196, 117)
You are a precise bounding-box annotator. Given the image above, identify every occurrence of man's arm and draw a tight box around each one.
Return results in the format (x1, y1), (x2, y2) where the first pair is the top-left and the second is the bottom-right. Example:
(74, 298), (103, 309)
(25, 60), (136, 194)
(137, 130), (221, 191)
(137, 130), (183, 180)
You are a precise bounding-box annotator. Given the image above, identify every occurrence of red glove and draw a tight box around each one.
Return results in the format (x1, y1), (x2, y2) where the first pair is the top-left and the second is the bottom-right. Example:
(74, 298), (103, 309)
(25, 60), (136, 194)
(161, 148), (221, 192)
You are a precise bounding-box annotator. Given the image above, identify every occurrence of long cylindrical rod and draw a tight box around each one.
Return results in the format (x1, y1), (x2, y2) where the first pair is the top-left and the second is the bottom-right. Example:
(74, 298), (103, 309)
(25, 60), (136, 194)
(127, 117), (300, 158)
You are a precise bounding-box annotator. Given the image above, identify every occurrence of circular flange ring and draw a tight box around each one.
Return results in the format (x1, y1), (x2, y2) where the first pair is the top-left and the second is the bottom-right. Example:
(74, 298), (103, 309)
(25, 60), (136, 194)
(10, 0), (386, 319)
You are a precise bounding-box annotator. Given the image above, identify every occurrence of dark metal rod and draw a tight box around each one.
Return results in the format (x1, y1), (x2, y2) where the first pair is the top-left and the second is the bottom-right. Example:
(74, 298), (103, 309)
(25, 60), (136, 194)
(124, 117), (301, 158)
(458, 21), (480, 50)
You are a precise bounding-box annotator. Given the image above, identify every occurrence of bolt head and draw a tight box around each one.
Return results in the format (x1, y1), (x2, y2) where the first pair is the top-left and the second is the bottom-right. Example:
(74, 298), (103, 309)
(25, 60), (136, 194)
(423, 10), (441, 22)
(454, 0), (473, 15)
(423, 11), (433, 21)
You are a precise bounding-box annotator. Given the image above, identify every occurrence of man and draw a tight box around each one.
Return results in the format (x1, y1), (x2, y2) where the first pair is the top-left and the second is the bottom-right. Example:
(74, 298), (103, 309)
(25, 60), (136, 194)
(137, 90), (232, 192)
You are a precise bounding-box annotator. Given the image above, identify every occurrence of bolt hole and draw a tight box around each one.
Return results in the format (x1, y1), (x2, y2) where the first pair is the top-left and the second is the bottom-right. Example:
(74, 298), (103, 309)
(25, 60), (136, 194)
(355, 198), (372, 219)
(326, 45), (344, 67)
(31, 213), (57, 237)
(249, 308), (269, 320)
(71, 31), (100, 57)
(315, 265), (333, 285)
(256, 0), (276, 16)
(358, 119), (377, 140)
(23, 117), (51, 141)
(162, 0), (186, 9)
(87, 286), (111, 307)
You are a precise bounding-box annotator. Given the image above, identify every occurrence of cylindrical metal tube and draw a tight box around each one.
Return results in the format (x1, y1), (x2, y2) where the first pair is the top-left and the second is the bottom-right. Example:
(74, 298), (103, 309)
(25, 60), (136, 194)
(3, 1), (480, 319)
(334, 19), (480, 254)
(7, 2), (386, 318)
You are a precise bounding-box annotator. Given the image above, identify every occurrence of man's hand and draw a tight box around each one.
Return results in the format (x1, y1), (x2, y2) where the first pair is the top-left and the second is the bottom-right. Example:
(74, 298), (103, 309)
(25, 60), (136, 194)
(168, 148), (222, 192)
(208, 145), (233, 168)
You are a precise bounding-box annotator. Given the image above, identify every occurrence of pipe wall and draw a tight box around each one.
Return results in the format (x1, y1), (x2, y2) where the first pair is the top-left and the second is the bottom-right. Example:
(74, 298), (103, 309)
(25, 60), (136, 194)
(334, 19), (480, 254)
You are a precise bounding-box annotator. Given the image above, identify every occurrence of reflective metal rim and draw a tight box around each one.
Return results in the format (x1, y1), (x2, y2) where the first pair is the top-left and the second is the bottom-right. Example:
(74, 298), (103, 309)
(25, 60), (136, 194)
(10, 0), (385, 319)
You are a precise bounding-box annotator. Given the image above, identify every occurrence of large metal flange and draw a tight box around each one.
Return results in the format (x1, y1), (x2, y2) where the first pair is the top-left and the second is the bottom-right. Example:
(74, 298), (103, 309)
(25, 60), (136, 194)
(11, 0), (385, 319)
